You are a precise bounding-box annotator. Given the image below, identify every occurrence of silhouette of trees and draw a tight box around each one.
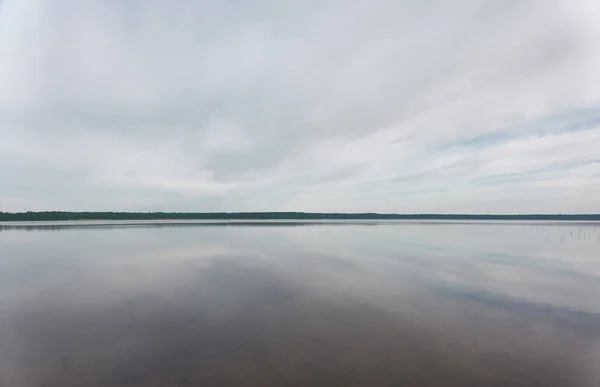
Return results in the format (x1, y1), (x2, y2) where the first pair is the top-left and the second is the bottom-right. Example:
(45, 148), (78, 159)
(1, 211), (599, 221)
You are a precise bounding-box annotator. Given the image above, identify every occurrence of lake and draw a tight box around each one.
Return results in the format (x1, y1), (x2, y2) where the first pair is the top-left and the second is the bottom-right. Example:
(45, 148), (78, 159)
(1, 220), (599, 386)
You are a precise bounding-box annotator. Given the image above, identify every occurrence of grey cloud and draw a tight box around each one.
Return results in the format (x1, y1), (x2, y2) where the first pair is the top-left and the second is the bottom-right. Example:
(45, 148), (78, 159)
(1, 0), (600, 212)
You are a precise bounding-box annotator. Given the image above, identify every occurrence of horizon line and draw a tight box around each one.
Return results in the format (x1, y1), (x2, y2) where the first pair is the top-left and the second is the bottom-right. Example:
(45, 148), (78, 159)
(0, 211), (599, 215)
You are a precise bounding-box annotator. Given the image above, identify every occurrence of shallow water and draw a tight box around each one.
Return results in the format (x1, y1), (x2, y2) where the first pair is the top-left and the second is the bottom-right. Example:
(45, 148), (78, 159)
(1, 221), (599, 386)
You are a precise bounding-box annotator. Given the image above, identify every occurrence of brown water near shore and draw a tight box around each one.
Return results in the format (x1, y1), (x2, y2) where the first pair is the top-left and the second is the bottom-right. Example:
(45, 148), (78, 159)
(1, 221), (599, 386)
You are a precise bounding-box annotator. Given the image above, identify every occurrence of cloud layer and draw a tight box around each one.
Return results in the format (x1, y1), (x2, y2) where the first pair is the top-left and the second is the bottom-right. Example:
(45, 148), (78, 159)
(1, 0), (600, 213)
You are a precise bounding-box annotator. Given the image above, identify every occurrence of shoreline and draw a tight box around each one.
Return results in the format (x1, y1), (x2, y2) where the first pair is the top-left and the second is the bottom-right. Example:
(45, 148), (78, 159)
(1, 212), (600, 222)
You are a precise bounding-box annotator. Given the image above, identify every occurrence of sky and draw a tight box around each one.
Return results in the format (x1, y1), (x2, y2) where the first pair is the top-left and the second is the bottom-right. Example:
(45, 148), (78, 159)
(1, 0), (600, 214)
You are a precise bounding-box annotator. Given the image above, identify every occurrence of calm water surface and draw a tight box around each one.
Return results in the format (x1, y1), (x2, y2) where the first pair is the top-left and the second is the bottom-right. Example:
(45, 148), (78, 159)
(1, 221), (599, 386)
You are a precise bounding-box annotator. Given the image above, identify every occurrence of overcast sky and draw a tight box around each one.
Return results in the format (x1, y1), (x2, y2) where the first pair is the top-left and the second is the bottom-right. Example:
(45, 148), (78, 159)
(1, 0), (600, 213)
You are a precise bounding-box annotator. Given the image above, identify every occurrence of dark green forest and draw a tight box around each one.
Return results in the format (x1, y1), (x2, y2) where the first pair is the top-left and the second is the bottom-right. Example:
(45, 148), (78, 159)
(1, 211), (599, 221)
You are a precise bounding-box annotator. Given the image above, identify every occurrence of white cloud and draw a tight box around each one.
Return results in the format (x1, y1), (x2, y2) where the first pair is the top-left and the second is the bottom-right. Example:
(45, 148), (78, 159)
(1, 0), (600, 212)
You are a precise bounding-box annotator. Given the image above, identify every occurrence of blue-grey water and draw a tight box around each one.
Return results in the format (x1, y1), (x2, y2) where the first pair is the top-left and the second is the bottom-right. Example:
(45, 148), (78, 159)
(1, 220), (599, 386)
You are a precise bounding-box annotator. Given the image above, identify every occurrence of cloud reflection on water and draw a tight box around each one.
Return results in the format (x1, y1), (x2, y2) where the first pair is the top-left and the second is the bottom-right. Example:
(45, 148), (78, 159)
(0, 222), (599, 386)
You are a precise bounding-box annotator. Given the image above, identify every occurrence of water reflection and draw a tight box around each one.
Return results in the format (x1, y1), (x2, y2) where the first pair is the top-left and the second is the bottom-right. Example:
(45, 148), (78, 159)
(1, 222), (599, 386)
(0, 220), (381, 232)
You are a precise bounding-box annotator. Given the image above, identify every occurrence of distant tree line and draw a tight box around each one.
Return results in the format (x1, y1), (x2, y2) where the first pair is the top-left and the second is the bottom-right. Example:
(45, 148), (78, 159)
(1, 211), (599, 221)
